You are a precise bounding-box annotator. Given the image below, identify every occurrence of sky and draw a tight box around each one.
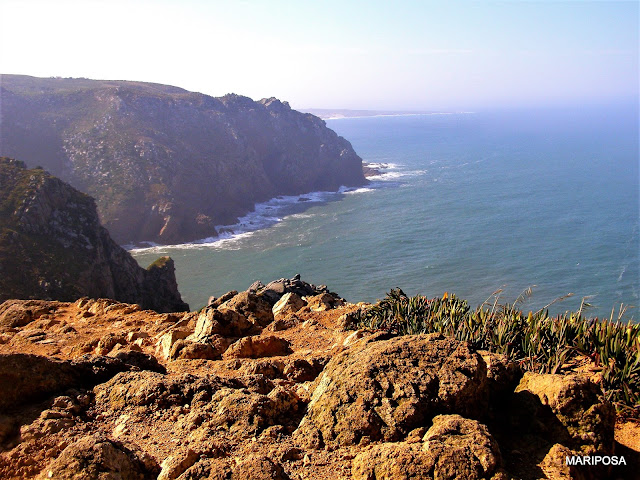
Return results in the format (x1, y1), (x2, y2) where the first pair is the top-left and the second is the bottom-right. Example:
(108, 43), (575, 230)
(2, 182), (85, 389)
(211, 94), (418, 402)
(1, 0), (638, 110)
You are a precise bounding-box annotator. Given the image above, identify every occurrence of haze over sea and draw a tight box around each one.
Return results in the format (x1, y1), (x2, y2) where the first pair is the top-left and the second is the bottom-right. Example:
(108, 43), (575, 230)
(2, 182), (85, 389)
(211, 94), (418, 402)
(132, 105), (639, 319)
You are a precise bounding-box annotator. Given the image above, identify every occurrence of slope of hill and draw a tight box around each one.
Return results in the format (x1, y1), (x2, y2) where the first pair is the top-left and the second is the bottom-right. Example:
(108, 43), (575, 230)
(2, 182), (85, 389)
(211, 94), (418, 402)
(0, 75), (366, 245)
(0, 157), (188, 311)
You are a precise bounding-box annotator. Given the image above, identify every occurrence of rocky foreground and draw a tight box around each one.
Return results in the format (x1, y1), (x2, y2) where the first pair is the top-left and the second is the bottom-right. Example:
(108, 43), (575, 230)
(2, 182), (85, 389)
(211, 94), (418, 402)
(0, 276), (638, 480)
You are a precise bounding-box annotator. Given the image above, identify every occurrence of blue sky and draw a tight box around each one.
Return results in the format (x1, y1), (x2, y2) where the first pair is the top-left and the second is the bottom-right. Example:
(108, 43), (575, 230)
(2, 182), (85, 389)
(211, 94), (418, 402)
(1, 0), (638, 110)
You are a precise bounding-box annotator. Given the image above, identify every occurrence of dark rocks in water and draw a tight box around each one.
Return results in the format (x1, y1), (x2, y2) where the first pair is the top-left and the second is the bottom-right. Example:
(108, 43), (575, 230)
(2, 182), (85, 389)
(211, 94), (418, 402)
(362, 163), (382, 177)
(0, 158), (188, 312)
(1, 75), (367, 245)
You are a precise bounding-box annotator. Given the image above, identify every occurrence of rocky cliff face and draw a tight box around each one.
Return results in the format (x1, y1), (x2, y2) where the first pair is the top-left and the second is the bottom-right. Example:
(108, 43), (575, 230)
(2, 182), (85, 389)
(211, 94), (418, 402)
(0, 75), (367, 244)
(0, 158), (188, 311)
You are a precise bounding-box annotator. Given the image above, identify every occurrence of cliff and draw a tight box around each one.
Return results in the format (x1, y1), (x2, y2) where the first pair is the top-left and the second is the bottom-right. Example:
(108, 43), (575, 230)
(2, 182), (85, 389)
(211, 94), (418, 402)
(0, 158), (188, 312)
(0, 75), (367, 245)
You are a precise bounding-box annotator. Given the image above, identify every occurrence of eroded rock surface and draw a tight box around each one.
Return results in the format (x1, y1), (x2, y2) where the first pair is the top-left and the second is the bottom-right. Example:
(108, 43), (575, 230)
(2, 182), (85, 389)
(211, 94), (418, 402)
(294, 333), (489, 448)
(0, 278), (632, 480)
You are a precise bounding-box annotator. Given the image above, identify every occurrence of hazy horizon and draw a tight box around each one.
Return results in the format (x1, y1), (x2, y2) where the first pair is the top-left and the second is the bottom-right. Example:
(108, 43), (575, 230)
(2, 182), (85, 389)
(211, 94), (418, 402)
(1, 1), (638, 111)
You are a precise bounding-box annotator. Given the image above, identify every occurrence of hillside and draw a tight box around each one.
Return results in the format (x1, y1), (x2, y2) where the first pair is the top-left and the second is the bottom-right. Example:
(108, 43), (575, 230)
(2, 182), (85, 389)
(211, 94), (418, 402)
(0, 157), (188, 311)
(0, 75), (366, 245)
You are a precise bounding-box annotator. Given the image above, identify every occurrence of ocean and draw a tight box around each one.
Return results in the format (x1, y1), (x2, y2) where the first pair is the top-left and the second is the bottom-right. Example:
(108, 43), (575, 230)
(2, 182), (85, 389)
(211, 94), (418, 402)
(131, 105), (639, 320)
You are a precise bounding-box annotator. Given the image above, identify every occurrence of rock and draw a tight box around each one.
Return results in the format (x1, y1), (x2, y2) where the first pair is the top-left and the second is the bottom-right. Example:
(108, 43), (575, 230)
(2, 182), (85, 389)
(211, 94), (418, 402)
(259, 275), (335, 305)
(111, 350), (166, 374)
(126, 331), (149, 343)
(265, 314), (301, 332)
(239, 359), (285, 378)
(306, 293), (343, 311)
(96, 332), (128, 355)
(142, 257), (190, 313)
(224, 336), (293, 359)
(539, 443), (583, 480)
(158, 329), (191, 360)
(21, 408), (76, 441)
(294, 333), (488, 448)
(231, 455), (289, 480)
(513, 372), (615, 454)
(0, 300), (60, 328)
(283, 358), (328, 382)
(0, 353), (138, 410)
(208, 290), (238, 309)
(94, 371), (232, 411)
(158, 449), (199, 480)
(272, 292), (306, 320)
(202, 385), (301, 437)
(422, 414), (504, 477)
(351, 415), (505, 480)
(219, 291), (274, 328)
(170, 338), (231, 361)
(337, 309), (363, 331)
(36, 434), (157, 479)
(191, 307), (257, 340)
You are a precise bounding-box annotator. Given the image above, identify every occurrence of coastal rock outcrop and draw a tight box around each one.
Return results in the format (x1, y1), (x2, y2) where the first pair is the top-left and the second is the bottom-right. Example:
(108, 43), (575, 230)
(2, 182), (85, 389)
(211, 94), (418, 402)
(0, 158), (188, 311)
(0, 277), (634, 480)
(0, 75), (367, 245)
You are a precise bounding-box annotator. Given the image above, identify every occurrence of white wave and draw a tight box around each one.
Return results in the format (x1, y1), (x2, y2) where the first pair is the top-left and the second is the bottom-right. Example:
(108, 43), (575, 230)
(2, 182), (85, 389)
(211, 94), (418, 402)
(368, 169), (426, 181)
(130, 186), (368, 252)
(365, 162), (400, 170)
(618, 264), (628, 283)
(344, 187), (375, 194)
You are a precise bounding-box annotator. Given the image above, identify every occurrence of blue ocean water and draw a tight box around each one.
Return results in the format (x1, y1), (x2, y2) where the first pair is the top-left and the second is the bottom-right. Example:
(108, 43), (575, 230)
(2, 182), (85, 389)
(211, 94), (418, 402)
(132, 105), (639, 319)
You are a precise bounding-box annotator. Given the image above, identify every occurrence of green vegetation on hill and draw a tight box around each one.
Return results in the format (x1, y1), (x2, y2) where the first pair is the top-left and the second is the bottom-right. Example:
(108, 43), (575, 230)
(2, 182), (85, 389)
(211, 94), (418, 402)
(355, 289), (640, 411)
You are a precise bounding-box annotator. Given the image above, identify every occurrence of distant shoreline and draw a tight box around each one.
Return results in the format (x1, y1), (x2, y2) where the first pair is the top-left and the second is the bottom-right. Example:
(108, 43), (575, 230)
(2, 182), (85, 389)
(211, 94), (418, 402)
(303, 108), (475, 120)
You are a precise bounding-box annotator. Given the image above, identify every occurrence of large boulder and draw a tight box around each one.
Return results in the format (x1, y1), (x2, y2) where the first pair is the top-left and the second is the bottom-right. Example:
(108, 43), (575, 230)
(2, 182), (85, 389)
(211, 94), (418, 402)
(37, 434), (157, 479)
(94, 371), (231, 411)
(0, 300), (61, 329)
(0, 353), (145, 411)
(294, 333), (489, 448)
(218, 291), (274, 328)
(272, 292), (306, 320)
(223, 336), (292, 359)
(351, 415), (505, 480)
(513, 372), (615, 455)
(191, 306), (258, 340)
